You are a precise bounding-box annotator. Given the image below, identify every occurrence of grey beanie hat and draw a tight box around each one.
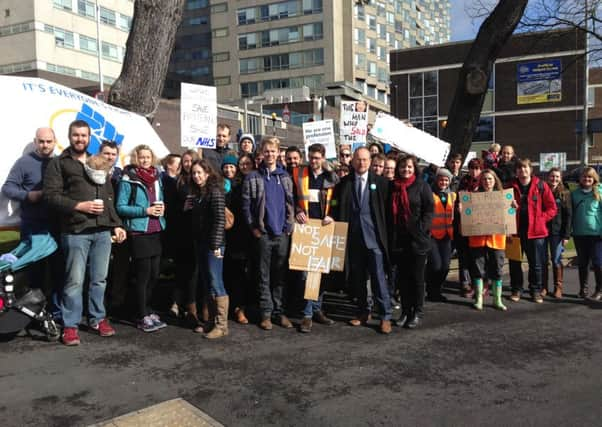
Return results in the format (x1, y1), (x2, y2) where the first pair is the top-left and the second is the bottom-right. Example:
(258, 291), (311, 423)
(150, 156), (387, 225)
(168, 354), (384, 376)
(239, 133), (256, 149)
(436, 167), (453, 180)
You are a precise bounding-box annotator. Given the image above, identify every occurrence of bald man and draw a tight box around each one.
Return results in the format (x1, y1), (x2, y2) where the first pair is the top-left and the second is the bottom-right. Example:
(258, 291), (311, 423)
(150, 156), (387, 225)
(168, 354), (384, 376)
(2, 127), (57, 236)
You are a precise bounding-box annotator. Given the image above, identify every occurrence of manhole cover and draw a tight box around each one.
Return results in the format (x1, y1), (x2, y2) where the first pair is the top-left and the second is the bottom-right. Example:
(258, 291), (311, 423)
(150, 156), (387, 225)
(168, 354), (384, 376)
(89, 398), (223, 427)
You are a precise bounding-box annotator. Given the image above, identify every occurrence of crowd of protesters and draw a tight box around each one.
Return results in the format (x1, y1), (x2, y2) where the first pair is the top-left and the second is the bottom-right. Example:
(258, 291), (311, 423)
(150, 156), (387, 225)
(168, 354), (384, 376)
(3, 120), (602, 346)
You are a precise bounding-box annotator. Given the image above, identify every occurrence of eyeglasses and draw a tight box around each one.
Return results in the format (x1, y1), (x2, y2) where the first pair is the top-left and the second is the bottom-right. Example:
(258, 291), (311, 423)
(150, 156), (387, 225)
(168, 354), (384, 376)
(341, 153), (351, 157)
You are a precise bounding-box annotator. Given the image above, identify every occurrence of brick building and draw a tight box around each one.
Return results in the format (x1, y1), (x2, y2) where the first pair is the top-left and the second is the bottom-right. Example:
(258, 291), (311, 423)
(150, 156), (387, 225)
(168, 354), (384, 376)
(389, 28), (593, 165)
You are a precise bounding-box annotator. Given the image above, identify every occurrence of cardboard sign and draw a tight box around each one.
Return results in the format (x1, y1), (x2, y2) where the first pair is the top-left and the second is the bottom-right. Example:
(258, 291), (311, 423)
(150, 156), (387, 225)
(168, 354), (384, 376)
(180, 82), (217, 148)
(370, 113), (450, 166)
(304, 271), (322, 301)
(459, 189), (517, 236)
(340, 101), (368, 150)
(302, 120), (337, 160)
(0, 76), (169, 228)
(289, 219), (348, 273)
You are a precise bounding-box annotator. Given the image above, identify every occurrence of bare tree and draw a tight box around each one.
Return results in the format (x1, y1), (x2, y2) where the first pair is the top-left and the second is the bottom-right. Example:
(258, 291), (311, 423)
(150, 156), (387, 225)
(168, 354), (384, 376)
(443, 0), (528, 160)
(108, 0), (185, 121)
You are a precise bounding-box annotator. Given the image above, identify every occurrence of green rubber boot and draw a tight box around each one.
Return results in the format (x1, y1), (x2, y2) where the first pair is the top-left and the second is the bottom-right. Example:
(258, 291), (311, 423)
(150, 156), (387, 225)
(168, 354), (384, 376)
(493, 279), (507, 311)
(473, 279), (483, 311)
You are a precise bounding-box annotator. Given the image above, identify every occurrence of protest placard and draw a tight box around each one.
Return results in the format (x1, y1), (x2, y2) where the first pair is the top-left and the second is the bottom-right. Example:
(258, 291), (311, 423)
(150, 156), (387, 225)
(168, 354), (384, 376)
(180, 82), (217, 148)
(302, 120), (337, 160)
(289, 219), (348, 300)
(539, 152), (566, 172)
(459, 189), (517, 236)
(370, 113), (450, 166)
(340, 101), (369, 152)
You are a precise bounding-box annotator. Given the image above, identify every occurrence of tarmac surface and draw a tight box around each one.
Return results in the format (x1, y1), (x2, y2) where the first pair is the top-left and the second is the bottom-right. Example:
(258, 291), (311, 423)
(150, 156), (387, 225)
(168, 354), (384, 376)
(2, 260), (602, 427)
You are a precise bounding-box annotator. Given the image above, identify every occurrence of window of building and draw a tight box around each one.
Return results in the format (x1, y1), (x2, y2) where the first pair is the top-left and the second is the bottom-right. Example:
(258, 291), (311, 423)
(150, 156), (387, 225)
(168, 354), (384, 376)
(79, 34), (97, 53)
(355, 28), (365, 45)
(54, 28), (74, 48)
(54, 0), (72, 11)
(211, 3), (228, 13)
(212, 28), (228, 38)
(184, 16), (209, 26)
(377, 67), (388, 83)
(77, 0), (95, 18)
(118, 14), (131, 31)
(214, 76), (231, 86)
(473, 116), (494, 143)
(46, 63), (77, 76)
(213, 52), (230, 62)
(238, 7), (256, 25)
(355, 4), (365, 20)
(366, 84), (376, 99)
(368, 15), (377, 31)
(376, 2), (386, 17)
(409, 70), (438, 136)
(0, 21), (34, 37)
(386, 11), (395, 24)
(102, 41), (119, 60)
(81, 70), (99, 82)
(240, 49), (323, 74)
(303, 22), (322, 40)
(377, 46), (387, 61)
(100, 7), (116, 26)
(367, 37), (376, 54)
(377, 89), (386, 103)
(355, 79), (366, 93)
(355, 53), (366, 69)
(238, 33), (257, 49)
(187, 0), (209, 10)
(302, 0), (322, 14)
(368, 61), (377, 77)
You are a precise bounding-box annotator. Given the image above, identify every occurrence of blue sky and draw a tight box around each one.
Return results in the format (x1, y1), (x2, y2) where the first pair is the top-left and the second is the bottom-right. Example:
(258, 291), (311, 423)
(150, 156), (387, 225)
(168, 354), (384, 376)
(450, 0), (485, 42)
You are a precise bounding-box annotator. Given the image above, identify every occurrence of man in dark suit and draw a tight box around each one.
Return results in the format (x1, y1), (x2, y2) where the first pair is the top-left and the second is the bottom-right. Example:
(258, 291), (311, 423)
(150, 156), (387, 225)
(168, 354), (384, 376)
(331, 147), (392, 334)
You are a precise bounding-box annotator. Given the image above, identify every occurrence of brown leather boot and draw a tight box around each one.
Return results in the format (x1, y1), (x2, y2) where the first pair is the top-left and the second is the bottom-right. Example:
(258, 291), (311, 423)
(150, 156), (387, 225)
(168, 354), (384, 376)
(205, 296), (229, 339)
(234, 307), (249, 324)
(553, 265), (563, 299)
(541, 264), (549, 297)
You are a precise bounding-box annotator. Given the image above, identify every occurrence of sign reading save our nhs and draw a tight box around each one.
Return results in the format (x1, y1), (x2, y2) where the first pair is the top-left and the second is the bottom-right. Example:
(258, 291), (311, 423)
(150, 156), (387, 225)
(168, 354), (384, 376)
(180, 82), (217, 148)
(0, 75), (169, 227)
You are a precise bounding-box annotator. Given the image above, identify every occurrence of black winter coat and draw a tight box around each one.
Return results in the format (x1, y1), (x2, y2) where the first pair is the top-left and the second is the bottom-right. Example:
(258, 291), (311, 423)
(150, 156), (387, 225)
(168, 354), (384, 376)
(43, 148), (122, 233)
(388, 177), (434, 256)
(331, 170), (390, 265)
(191, 186), (225, 250)
(547, 188), (572, 239)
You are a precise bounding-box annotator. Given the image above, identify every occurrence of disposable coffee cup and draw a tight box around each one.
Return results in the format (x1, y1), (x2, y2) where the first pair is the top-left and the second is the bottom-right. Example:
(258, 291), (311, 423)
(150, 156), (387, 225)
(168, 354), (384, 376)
(152, 200), (164, 206)
(93, 198), (104, 207)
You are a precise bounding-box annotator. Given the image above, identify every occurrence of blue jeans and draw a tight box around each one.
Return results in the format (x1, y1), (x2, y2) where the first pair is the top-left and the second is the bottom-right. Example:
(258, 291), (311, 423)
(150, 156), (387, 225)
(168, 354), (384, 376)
(197, 244), (227, 297)
(545, 235), (565, 267)
(61, 230), (112, 328)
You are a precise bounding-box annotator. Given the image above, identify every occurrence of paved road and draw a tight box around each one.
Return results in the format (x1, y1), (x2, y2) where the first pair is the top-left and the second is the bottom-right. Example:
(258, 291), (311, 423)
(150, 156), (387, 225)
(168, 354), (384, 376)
(2, 263), (601, 427)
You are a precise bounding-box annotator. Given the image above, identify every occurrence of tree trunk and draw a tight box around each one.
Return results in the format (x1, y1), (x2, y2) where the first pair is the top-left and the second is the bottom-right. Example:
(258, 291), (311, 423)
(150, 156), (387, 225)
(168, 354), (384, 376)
(443, 0), (528, 161)
(108, 0), (185, 120)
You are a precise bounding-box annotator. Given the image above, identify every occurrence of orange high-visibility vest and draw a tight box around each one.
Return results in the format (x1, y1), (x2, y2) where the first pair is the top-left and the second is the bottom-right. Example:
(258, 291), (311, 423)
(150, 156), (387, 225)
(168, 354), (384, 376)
(292, 166), (333, 218)
(468, 234), (506, 250)
(431, 192), (456, 240)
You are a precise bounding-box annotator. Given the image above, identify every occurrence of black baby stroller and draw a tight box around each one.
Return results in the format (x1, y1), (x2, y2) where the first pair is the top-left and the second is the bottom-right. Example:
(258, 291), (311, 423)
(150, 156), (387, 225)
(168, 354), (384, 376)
(0, 233), (60, 341)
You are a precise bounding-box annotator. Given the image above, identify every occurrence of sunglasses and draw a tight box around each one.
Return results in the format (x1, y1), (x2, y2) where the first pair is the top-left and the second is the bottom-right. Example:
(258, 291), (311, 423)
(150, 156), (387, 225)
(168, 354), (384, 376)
(341, 153), (351, 157)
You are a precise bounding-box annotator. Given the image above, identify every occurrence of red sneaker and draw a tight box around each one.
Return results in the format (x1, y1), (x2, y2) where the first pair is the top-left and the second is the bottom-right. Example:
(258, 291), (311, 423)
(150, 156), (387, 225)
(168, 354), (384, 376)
(62, 327), (80, 346)
(91, 319), (116, 337)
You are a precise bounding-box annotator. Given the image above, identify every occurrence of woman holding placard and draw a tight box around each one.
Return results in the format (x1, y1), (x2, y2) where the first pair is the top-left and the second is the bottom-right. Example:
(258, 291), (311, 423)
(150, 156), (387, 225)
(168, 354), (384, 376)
(465, 169), (508, 311)
(390, 154), (434, 329)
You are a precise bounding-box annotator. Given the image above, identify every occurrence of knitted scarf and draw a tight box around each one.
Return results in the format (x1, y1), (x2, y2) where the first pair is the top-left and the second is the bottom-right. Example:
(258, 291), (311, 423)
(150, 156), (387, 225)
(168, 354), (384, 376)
(136, 166), (158, 200)
(392, 174), (416, 225)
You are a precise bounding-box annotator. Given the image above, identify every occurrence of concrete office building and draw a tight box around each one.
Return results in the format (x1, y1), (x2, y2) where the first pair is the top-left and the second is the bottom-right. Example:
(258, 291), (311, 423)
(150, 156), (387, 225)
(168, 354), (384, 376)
(390, 28), (595, 164)
(0, 0), (133, 92)
(166, 0), (450, 113)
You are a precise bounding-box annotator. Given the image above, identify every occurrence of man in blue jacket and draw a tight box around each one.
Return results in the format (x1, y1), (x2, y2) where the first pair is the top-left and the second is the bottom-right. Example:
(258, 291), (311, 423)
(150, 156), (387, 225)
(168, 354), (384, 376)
(242, 136), (295, 330)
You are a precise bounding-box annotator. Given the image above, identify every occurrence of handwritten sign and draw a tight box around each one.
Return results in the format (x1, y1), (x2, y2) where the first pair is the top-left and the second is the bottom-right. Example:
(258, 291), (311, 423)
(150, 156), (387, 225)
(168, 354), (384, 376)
(370, 113), (450, 166)
(459, 190), (516, 236)
(289, 219), (348, 273)
(180, 82), (217, 148)
(340, 101), (368, 151)
(302, 120), (337, 160)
